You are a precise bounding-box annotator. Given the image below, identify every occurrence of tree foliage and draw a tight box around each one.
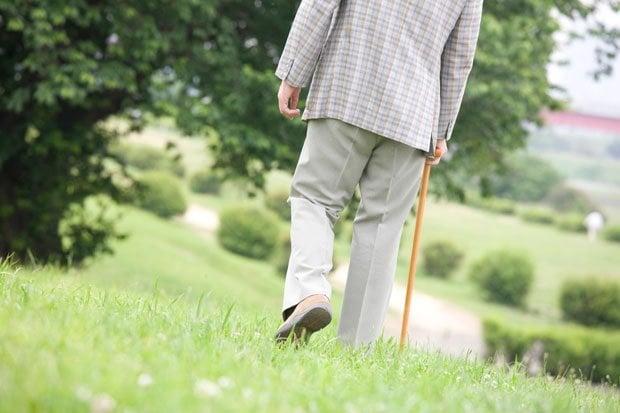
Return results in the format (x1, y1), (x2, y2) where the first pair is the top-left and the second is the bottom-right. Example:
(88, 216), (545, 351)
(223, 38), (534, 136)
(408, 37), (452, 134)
(0, 0), (221, 262)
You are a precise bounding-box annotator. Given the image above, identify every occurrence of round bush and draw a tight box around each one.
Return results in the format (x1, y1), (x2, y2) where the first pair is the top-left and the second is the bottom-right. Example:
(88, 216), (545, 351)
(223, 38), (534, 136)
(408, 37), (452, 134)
(602, 225), (620, 243)
(189, 170), (222, 194)
(518, 207), (555, 225)
(487, 153), (562, 202)
(560, 278), (620, 328)
(273, 231), (291, 277)
(218, 206), (280, 259)
(135, 171), (187, 218)
(468, 196), (516, 215)
(554, 213), (586, 233)
(544, 185), (596, 214)
(422, 240), (464, 278)
(111, 143), (185, 177)
(469, 250), (534, 307)
(265, 190), (291, 221)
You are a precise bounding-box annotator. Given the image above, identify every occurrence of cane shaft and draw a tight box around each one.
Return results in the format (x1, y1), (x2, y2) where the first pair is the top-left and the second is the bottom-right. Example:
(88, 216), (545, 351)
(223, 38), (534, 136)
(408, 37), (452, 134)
(399, 162), (432, 351)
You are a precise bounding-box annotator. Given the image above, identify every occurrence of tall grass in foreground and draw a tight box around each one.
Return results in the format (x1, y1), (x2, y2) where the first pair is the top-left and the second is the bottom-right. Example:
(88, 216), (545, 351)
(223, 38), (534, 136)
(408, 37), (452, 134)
(1, 265), (618, 413)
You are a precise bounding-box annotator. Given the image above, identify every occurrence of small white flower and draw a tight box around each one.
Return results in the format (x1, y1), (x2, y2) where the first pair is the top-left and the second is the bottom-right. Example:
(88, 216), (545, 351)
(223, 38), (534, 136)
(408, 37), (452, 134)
(137, 373), (153, 388)
(75, 386), (92, 402)
(90, 393), (116, 413)
(217, 376), (233, 389)
(242, 388), (253, 400)
(194, 379), (221, 398)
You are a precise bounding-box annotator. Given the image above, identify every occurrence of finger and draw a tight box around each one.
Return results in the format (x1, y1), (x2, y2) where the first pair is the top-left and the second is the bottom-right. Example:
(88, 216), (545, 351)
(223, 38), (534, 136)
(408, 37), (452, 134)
(290, 92), (299, 111)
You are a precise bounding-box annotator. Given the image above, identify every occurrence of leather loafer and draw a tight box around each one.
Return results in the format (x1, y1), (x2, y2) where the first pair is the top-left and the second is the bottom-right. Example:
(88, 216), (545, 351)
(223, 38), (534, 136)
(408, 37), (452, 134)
(275, 294), (332, 343)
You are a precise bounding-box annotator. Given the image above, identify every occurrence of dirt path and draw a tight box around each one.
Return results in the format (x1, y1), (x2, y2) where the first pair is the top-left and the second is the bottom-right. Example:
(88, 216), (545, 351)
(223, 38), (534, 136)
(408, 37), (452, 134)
(182, 203), (485, 358)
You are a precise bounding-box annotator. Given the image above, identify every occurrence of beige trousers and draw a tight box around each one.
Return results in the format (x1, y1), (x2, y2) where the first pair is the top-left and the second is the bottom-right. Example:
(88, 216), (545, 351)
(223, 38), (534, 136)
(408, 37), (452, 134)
(283, 118), (426, 346)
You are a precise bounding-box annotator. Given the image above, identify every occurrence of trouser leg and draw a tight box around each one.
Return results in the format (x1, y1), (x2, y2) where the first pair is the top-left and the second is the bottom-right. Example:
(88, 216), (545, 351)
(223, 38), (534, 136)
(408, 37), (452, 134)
(282, 119), (376, 315)
(337, 138), (426, 346)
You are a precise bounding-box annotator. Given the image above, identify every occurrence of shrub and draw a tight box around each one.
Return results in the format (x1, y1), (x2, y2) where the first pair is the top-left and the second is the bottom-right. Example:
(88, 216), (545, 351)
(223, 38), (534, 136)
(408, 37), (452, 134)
(111, 143), (185, 177)
(487, 153), (562, 202)
(189, 170), (222, 194)
(134, 171), (187, 218)
(422, 240), (464, 278)
(560, 278), (620, 328)
(602, 224), (620, 243)
(273, 231), (291, 277)
(518, 207), (555, 225)
(469, 250), (534, 307)
(467, 196), (516, 215)
(218, 206), (280, 259)
(553, 213), (586, 233)
(484, 318), (620, 384)
(544, 185), (596, 214)
(265, 190), (291, 221)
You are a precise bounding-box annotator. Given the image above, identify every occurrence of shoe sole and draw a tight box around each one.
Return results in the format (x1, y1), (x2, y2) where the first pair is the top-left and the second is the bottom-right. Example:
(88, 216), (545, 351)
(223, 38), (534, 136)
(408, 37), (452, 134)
(275, 304), (332, 343)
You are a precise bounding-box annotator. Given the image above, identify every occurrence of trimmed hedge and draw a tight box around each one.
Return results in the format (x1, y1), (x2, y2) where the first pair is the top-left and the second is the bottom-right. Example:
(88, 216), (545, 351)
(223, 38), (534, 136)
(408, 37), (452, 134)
(135, 171), (187, 218)
(189, 170), (222, 194)
(218, 206), (280, 260)
(265, 190), (291, 221)
(111, 143), (185, 177)
(467, 196), (516, 215)
(469, 250), (534, 307)
(554, 213), (586, 233)
(422, 240), (464, 279)
(272, 231), (291, 277)
(544, 185), (596, 214)
(518, 207), (555, 225)
(603, 224), (620, 243)
(484, 318), (620, 384)
(560, 278), (620, 328)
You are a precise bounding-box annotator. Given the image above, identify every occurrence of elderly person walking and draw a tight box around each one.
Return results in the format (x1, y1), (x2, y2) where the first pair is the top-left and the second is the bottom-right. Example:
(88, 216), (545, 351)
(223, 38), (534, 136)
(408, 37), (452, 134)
(275, 0), (483, 347)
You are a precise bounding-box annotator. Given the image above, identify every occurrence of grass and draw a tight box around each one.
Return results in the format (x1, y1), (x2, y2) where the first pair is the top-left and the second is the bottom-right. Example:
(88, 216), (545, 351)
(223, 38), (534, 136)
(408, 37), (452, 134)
(396, 199), (620, 323)
(1, 260), (619, 412)
(76, 207), (283, 314)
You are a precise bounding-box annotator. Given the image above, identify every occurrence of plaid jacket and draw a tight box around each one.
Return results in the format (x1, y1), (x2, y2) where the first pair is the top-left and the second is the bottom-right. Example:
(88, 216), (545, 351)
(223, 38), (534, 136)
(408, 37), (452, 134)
(276, 0), (483, 151)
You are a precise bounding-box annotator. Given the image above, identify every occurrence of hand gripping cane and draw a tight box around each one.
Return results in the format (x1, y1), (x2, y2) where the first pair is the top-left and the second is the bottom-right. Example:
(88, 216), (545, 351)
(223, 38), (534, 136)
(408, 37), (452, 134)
(399, 149), (442, 351)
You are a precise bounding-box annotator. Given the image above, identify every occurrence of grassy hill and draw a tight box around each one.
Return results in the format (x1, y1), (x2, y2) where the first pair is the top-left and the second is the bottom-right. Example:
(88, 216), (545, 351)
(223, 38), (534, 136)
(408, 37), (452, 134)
(396, 199), (620, 323)
(1, 210), (618, 412)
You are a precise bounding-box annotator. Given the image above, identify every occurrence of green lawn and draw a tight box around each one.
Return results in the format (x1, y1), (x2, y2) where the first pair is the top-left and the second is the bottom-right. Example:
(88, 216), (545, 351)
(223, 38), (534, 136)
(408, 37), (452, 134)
(76, 207), (283, 314)
(2, 257), (618, 412)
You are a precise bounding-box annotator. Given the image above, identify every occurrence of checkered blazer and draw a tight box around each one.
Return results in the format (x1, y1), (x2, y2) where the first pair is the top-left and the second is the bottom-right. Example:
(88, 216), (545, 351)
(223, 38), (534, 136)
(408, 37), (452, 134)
(276, 0), (483, 151)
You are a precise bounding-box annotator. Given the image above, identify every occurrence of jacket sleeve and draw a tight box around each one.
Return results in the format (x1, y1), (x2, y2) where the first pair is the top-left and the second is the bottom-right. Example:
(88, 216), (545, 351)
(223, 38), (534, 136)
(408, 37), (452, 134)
(275, 0), (342, 88)
(438, 0), (483, 141)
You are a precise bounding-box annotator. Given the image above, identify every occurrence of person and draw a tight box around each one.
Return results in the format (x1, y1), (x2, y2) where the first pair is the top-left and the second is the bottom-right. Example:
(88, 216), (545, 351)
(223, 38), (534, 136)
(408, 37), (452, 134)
(274, 0), (483, 347)
(584, 211), (604, 242)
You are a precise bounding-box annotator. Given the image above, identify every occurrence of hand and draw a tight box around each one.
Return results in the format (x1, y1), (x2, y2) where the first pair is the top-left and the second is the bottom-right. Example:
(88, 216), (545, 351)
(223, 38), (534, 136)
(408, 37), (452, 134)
(426, 139), (447, 165)
(277, 80), (302, 120)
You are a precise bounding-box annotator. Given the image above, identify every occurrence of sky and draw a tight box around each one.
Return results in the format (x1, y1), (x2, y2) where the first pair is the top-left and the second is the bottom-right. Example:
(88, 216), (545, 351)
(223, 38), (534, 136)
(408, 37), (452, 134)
(547, 6), (620, 118)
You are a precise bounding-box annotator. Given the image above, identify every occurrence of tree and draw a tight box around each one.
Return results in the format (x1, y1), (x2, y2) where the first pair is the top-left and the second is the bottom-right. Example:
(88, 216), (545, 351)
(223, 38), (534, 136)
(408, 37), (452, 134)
(0, 0), (222, 263)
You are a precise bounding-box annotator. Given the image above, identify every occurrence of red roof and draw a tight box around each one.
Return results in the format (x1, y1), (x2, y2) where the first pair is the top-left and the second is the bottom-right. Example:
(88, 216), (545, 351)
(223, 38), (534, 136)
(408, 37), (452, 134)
(541, 109), (620, 134)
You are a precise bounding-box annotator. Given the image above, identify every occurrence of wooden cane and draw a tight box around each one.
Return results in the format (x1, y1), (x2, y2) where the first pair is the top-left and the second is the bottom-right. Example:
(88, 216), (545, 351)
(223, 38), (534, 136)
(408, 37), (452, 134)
(399, 150), (441, 351)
